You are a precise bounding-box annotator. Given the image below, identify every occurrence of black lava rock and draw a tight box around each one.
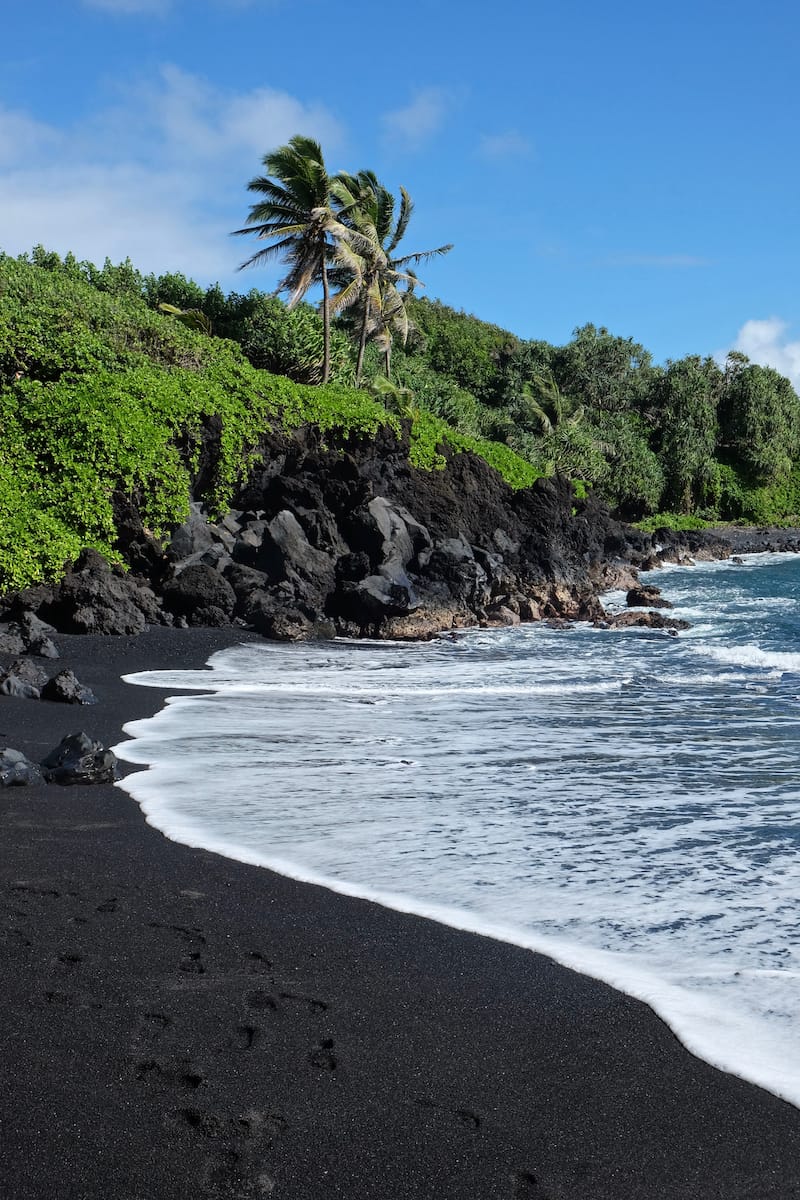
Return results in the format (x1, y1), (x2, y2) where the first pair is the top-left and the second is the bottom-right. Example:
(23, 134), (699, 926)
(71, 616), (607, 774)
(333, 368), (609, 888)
(0, 748), (43, 786)
(41, 669), (98, 705)
(41, 732), (118, 785)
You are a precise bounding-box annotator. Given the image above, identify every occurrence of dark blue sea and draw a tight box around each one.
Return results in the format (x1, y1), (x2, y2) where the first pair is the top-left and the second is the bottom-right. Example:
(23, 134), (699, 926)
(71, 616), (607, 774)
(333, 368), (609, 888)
(115, 552), (800, 1106)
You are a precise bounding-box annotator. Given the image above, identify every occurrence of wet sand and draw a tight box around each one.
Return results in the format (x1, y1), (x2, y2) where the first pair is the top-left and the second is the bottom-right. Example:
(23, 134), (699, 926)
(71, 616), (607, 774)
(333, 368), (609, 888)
(2, 627), (800, 1199)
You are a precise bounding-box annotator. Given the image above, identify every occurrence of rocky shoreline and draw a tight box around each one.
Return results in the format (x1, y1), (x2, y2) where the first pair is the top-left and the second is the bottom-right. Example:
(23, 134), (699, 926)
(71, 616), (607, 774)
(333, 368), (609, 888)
(4, 424), (799, 650)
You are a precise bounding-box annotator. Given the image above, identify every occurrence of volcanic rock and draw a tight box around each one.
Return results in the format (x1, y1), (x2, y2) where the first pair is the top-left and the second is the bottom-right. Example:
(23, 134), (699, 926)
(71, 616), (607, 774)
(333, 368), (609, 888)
(162, 563), (236, 624)
(0, 748), (43, 787)
(41, 732), (118, 785)
(626, 586), (674, 610)
(41, 669), (98, 705)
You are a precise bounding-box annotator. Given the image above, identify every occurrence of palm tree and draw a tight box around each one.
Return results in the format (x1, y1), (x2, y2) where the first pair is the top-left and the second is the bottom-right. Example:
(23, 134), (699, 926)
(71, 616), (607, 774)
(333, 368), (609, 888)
(331, 171), (452, 382)
(514, 368), (609, 478)
(519, 368), (585, 436)
(232, 135), (362, 385)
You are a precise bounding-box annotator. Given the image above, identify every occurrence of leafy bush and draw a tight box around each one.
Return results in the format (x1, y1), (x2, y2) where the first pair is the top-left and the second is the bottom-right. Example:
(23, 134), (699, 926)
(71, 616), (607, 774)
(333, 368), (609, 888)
(405, 296), (517, 405)
(716, 462), (800, 525)
(407, 409), (541, 488)
(636, 512), (717, 533)
(239, 295), (353, 384)
(590, 411), (665, 517)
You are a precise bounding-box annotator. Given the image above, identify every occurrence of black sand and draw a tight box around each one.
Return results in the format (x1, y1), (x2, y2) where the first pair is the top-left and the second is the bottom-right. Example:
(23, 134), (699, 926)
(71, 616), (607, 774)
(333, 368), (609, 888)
(2, 628), (800, 1200)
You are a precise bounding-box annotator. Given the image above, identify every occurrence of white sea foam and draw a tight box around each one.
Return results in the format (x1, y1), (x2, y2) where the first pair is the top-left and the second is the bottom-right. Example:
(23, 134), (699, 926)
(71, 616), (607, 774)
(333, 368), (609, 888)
(114, 555), (800, 1109)
(701, 644), (800, 673)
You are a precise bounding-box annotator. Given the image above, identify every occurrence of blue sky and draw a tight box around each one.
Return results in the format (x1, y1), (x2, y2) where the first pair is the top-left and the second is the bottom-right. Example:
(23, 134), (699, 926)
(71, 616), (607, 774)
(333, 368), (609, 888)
(3, 0), (800, 382)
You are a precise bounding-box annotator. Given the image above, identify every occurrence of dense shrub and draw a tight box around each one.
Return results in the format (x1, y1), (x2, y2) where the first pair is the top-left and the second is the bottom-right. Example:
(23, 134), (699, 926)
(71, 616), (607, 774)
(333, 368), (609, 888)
(405, 296), (517, 405)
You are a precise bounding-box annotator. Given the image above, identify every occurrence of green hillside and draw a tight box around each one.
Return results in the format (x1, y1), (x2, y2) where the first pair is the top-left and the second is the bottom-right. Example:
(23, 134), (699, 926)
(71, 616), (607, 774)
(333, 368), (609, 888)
(0, 250), (538, 591)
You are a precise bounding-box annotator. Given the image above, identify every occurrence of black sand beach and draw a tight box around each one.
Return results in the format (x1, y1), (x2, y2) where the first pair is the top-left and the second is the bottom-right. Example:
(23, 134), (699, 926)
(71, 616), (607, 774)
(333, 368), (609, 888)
(2, 628), (800, 1200)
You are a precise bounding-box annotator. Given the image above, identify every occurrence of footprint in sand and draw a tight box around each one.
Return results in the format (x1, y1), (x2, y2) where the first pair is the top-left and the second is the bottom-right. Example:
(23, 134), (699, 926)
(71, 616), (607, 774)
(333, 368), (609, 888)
(246, 951), (272, 974)
(135, 1010), (173, 1045)
(180, 1106), (283, 1199)
(413, 1096), (482, 1133)
(309, 1037), (337, 1071)
(149, 920), (207, 946)
(279, 990), (328, 1015)
(244, 989), (278, 1013)
(57, 951), (83, 967)
(133, 1055), (206, 1090)
(511, 1169), (551, 1198)
(233, 1023), (262, 1051)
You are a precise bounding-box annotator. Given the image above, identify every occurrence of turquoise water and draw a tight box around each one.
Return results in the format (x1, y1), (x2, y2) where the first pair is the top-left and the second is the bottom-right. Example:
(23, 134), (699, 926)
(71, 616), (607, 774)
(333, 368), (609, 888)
(115, 553), (800, 1106)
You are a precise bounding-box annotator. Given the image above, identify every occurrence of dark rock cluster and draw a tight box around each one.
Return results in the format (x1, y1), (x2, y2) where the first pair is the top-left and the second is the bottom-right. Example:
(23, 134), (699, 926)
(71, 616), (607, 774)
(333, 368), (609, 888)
(4, 424), (799, 643)
(0, 647), (96, 705)
(0, 427), (659, 642)
(1, 733), (118, 788)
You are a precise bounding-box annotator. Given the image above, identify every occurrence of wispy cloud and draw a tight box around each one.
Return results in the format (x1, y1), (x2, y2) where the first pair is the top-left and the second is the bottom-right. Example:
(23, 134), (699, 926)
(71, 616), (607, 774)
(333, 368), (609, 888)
(83, 0), (282, 14)
(600, 253), (711, 269)
(83, 0), (171, 13)
(0, 68), (343, 283)
(725, 317), (800, 389)
(477, 131), (532, 160)
(0, 108), (59, 165)
(381, 87), (453, 150)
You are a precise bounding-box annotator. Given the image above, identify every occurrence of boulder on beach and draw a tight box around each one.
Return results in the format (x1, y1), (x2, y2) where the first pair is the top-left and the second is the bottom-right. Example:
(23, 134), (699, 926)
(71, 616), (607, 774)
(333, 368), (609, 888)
(41, 669), (98, 706)
(0, 748), (44, 787)
(41, 732), (118, 785)
(0, 658), (48, 700)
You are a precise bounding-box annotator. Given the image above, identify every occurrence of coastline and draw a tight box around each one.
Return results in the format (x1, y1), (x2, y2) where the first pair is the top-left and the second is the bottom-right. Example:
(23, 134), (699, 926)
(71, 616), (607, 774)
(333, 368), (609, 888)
(3, 627), (800, 1197)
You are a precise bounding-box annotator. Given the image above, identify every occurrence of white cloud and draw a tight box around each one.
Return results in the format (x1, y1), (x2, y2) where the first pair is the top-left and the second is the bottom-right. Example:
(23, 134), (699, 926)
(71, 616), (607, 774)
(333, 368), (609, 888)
(477, 131), (532, 160)
(381, 87), (452, 150)
(1, 163), (228, 278)
(0, 68), (343, 284)
(727, 318), (800, 389)
(148, 65), (340, 164)
(0, 108), (59, 165)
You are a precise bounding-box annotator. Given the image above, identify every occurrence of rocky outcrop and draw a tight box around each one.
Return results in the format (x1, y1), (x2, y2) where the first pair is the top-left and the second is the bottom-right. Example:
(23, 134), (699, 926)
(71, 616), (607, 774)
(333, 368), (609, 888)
(4, 423), (797, 642)
(626, 585), (673, 610)
(603, 611), (690, 633)
(0, 658), (48, 699)
(4, 549), (161, 636)
(0, 425), (654, 640)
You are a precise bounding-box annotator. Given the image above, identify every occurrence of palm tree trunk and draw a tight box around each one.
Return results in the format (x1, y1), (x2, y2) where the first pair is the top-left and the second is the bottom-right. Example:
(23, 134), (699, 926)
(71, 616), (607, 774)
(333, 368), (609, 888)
(321, 257), (331, 385)
(355, 302), (369, 384)
(384, 339), (392, 380)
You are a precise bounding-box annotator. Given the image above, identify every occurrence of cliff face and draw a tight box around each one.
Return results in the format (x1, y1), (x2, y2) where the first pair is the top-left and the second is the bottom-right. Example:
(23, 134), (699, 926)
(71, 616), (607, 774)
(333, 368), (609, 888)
(1, 423), (658, 640)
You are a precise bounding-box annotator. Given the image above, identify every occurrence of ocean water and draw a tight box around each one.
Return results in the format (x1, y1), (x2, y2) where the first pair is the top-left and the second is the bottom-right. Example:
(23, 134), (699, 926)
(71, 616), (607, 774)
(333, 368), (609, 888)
(114, 552), (800, 1107)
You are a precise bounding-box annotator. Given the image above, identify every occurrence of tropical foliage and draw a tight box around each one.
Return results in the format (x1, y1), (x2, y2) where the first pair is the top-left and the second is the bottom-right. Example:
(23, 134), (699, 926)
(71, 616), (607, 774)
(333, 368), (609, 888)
(234, 138), (451, 385)
(233, 135), (364, 384)
(0, 250), (537, 590)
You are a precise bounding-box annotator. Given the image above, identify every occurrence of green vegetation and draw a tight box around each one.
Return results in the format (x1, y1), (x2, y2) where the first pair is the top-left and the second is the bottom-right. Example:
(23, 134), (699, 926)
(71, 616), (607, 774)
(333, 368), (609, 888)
(234, 136), (452, 386)
(0, 249), (535, 590)
(3, 138), (800, 593)
(388, 302), (800, 527)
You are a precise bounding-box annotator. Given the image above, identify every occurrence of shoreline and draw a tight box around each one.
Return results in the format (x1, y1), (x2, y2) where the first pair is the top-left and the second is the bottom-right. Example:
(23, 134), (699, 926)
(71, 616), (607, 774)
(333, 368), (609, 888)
(3, 628), (800, 1197)
(114, 619), (800, 1111)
